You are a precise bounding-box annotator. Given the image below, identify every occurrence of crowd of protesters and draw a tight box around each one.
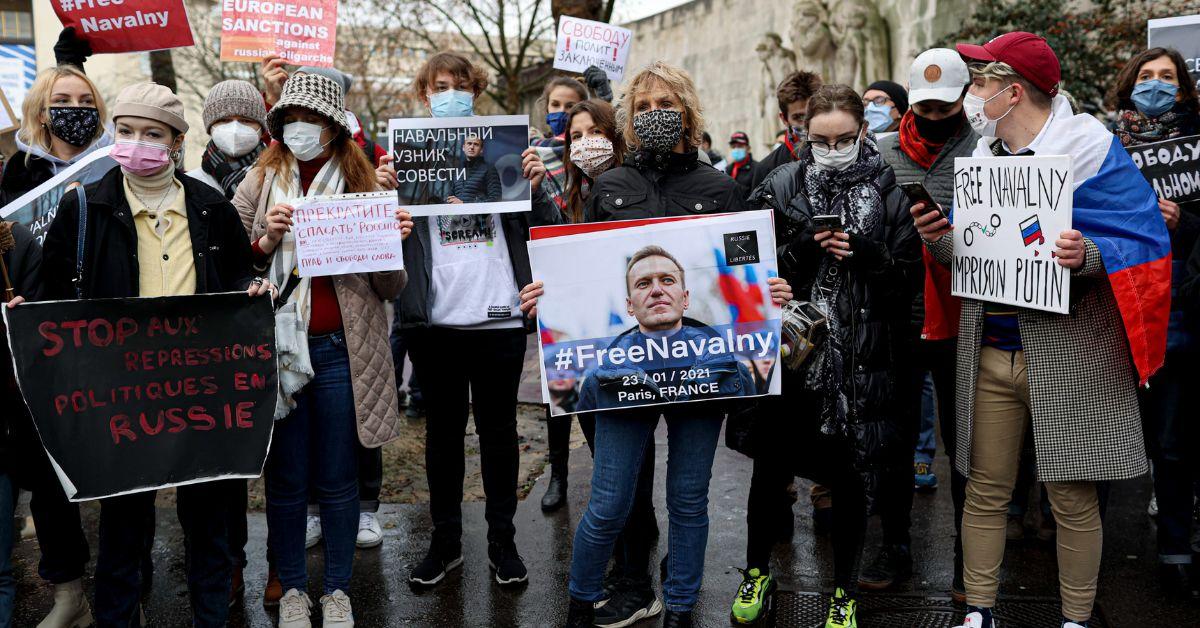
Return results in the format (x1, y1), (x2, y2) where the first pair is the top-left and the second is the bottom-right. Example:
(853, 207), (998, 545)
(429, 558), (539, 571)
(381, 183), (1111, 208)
(0, 19), (1196, 628)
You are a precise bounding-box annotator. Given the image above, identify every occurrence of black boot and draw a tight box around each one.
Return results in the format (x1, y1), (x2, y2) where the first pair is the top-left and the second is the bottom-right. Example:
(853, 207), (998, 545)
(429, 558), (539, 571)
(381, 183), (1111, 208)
(564, 597), (596, 628)
(858, 543), (912, 591)
(542, 415), (571, 511)
(662, 609), (694, 627)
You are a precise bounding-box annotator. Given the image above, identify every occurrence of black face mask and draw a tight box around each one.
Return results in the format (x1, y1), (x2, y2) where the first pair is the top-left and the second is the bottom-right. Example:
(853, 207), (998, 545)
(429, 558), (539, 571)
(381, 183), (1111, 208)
(912, 110), (964, 143)
(48, 107), (101, 148)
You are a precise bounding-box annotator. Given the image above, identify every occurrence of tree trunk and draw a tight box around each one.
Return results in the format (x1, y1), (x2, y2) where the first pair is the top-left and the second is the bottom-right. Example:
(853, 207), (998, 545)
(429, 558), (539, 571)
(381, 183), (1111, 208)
(149, 50), (178, 93)
(551, 0), (606, 22)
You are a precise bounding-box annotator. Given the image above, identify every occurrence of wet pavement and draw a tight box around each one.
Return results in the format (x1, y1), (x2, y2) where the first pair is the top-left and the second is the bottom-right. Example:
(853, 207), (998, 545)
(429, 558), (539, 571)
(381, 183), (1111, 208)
(11, 420), (1198, 627)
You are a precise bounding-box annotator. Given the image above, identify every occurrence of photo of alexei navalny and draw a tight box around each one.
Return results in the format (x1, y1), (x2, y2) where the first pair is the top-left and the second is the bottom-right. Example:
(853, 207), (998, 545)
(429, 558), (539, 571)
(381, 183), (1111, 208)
(573, 245), (760, 412)
(447, 134), (500, 204)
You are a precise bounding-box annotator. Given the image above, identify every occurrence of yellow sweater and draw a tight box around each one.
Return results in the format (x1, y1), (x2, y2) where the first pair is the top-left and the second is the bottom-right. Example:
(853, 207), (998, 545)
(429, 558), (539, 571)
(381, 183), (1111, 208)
(124, 177), (196, 297)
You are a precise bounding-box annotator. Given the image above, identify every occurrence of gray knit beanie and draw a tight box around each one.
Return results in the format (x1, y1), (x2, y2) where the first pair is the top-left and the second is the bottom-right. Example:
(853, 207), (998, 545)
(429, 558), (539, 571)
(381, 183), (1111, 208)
(297, 66), (353, 96)
(202, 80), (268, 133)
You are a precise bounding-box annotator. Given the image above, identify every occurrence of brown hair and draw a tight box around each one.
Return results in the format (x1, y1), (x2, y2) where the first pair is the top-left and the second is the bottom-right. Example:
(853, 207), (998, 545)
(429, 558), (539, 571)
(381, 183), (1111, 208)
(18, 65), (107, 159)
(563, 99), (624, 223)
(619, 61), (706, 151)
(1107, 47), (1199, 113)
(257, 122), (378, 194)
(412, 51), (489, 99)
(625, 245), (685, 293)
(805, 84), (865, 126)
(536, 76), (588, 114)
(776, 70), (823, 116)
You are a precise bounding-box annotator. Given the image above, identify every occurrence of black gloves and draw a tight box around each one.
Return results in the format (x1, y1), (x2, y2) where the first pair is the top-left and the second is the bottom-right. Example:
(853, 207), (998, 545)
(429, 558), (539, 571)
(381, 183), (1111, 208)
(54, 27), (92, 71)
(583, 65), (613, 102)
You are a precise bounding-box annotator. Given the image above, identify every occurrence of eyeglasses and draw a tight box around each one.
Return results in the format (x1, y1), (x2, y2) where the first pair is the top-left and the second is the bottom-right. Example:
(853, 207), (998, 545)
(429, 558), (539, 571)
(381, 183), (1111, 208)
(863, 95), (892, 106)
(808, 131), (861, 156)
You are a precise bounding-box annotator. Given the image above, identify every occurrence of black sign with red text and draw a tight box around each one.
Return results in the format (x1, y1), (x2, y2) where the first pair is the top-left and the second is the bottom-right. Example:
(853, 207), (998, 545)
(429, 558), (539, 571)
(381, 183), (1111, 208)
(2, 293), (277, 501)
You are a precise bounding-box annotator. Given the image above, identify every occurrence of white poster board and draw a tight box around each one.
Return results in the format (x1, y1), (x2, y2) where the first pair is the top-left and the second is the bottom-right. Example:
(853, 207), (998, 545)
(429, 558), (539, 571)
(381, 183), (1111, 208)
(951, 155), (1074, 314)
(291, 191), (404, 277)
(553, 16), (633, 82)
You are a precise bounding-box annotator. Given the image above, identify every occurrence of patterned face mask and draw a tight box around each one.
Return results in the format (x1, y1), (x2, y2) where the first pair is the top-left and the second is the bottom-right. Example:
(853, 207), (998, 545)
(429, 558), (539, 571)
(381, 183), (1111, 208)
(632, 109), (683, 153)
(569, 135), (615, 179)
(48, 107), (100, 147)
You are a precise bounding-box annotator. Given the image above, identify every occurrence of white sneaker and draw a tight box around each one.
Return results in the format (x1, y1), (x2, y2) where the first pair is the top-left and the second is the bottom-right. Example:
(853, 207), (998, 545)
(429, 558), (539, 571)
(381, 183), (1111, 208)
(304, 515), (322, 549)
(277, 588), (312, 628)
(320, 590), (354, 627)
(36, 579), (93, 628)
(1063, 623), (1086, 628)
(356, 512), (383, 549)
(953, 611), (995, 628)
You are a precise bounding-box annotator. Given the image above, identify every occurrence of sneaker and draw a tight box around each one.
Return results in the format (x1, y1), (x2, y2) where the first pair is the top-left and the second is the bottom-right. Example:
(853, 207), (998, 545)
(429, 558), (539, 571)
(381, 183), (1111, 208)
(594, 577), (662, 627)
(1063, 623), (1087, 628)
(953, 609), (994, 628)
(488, 541), (529, 585)
(662, 609), (694, 627)
(730, 567), (775, 625)
(356, 512), (383, 549)
(408, 546), (463, 586)
(824, 588), (857, 628)
(1148, 493), (1158, 517)
(320, 590), (354, 627)
(857, 544), (911, 591)
(564, 597), (599, 628)
(305, 515), (322, 549)
(263, 567), (283, 608)
(277, 589), (313, 628)
(1005, 514), (1026, 541)
(914, 461), (938, 490)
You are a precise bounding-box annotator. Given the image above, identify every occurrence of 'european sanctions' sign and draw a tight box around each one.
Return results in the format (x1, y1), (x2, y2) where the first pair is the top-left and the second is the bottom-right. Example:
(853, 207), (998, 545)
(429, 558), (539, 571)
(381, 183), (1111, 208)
(220, 0), (337, 67)
(53, 0), (194, 54)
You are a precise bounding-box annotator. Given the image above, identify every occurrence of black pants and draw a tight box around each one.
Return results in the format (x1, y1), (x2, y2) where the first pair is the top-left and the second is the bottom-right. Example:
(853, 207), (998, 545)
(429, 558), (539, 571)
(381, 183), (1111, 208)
(745, 453), (794, 571)
(578, 412), (657, 579)
(924, 339), (966, 565)
(405, 326), (526, 552)
(11, 425), (90, 584)
(1141, 352), (1199, 560)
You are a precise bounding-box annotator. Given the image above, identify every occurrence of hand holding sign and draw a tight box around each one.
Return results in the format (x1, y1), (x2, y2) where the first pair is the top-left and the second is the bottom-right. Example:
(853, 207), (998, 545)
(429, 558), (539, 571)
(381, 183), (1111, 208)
(1054, 229), (1085, 269)
(52, 0), (194, 54)
(554, 16), (633, 82)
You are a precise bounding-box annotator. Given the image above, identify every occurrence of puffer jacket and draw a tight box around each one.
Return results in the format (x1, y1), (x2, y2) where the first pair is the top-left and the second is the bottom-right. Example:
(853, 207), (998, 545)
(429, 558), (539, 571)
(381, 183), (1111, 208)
(234, 166), (405, 448)
(450, 155), (501, 203)
(585, 149), (749, 221)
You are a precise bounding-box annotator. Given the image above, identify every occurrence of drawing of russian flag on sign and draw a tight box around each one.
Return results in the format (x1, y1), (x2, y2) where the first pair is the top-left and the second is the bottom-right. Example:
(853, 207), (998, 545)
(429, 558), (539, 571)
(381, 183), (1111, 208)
(1019, 215), (1044, 246)
(969, 96), (1171, 384)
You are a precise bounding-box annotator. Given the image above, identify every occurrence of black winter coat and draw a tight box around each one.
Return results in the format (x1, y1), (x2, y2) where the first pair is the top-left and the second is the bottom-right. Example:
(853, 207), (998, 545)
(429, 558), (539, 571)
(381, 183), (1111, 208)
(450, 156), (501, 203)
(41, 167), (256, 301)
(0, 222), (42, 474)
(585, 149), (749, 221)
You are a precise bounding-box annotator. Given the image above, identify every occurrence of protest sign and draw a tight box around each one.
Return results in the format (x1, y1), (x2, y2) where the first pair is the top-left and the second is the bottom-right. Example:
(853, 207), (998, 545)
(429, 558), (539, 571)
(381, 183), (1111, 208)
(220, 0), (337, 67)
(951, 155), (1074, 314)
(292, 191), (404, 277)
(0, 46), (35, 113)
(388, 115), (532, 217)
(0, 146), (116, 243)
(0, 87), (17, 133)
(3, 293), (277, 501)
(1148, 15), (1200, 86)
(553, 16), (633, 82)
(53, 0), (194, 54)
(529, 211), (781, 417)
(1125, 134), (1200, 206)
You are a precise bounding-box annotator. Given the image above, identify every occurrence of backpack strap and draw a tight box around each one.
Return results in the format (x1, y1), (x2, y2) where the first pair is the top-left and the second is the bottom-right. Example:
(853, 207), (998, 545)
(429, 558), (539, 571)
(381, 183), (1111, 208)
(73, 185), (88, 300)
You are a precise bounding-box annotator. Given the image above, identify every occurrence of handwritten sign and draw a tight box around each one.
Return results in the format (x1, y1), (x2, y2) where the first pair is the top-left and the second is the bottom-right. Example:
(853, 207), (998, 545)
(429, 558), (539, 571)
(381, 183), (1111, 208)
(1126, 134), (1200, 205)
(3, 293), (277, 501)
(1149, 15), (1200, 86)
(553, 16), (633, 82)
(53, 0), (194, 54)
(292, 192), (404, 278)
(951, 156), (1074, 314)
(220, 0), (337, 67)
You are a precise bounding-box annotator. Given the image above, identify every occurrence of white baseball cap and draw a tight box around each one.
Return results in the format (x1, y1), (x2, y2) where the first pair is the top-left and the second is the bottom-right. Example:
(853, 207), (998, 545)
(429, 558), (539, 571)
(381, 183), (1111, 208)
(908, 48), (970, 104)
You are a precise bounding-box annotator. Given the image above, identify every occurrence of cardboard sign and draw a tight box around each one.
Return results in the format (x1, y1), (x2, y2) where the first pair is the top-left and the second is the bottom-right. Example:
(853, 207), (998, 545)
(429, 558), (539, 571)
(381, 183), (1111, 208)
(53, 0), (194, 54)
(3, 293), (277, 501)
(1126, 134), (1200, 206)
(1148, 14), (1200, 86)
(553, 16), (633, 82)
(951, 156), (1074, 314)
(388, 115), (532, 216)
(529, 212), (781, 417)
(220, 0), (337, 67)
(292, 191), (404, 277)
(0, 146), (116, 243)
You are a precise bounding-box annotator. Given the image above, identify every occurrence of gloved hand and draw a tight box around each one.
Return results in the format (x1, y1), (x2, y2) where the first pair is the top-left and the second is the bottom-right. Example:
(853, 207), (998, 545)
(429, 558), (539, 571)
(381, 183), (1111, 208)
(54, 27), (93, 70)
(583, 65), (613, 102)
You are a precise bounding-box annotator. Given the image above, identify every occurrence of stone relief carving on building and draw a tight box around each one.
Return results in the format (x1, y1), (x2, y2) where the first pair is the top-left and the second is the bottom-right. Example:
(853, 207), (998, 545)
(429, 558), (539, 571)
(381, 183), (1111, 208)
(790, 0), (892, 92)
(756, 33), (797, 144)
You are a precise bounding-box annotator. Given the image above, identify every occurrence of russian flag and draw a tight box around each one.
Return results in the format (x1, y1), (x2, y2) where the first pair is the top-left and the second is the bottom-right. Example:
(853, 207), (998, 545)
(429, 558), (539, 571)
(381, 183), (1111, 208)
(712, 249), (766, 323)
(972, 96), (1171, 384)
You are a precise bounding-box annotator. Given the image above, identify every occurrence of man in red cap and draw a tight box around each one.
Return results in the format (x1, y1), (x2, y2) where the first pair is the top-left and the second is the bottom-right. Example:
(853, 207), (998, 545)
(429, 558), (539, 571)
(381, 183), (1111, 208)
(911, 31), (1168, 628)
(724, 131), (757, 195)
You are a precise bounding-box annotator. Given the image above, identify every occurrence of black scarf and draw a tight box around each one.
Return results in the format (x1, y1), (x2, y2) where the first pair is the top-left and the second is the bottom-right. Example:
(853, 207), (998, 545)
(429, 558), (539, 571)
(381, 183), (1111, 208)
(201, 140), (265, 200)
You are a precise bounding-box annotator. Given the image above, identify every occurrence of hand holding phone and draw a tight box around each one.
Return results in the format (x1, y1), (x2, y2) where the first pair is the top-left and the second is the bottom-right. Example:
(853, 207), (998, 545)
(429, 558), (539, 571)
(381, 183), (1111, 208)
(899, 182), (945, 218)
(812, 214), (844, 233)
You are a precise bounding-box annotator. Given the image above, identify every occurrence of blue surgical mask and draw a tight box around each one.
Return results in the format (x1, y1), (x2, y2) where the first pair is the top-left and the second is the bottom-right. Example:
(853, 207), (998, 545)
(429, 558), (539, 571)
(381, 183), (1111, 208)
(546, 111), (568, 136)
(730, 147), (748, 162)
(1131, 79), (1180, 118)
(865, 102), (894, 132)
(429, 89), (474, 118)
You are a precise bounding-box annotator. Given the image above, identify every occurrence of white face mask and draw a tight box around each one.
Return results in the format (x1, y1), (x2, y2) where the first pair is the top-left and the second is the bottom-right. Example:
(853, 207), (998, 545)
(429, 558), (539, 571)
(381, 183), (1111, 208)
(210, 121), (261, 158)
(963, 85), (1015, 137)
(283, 121), (330, 162)
(811, 136), (861, 171)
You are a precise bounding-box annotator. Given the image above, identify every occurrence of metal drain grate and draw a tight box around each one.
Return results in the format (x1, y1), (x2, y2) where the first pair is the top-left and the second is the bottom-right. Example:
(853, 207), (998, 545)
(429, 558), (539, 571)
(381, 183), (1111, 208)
(772, 591), (1110, 628)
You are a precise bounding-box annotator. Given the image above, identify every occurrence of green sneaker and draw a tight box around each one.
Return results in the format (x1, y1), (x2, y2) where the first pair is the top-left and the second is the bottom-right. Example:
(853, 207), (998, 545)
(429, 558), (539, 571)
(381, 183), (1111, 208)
(825, 588), (857, 628)
(730, 567), (775, 624)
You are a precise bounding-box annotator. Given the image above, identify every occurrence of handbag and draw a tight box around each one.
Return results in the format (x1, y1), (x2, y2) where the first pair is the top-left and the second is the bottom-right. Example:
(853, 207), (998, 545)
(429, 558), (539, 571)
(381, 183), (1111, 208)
(779, 299), (829, 371)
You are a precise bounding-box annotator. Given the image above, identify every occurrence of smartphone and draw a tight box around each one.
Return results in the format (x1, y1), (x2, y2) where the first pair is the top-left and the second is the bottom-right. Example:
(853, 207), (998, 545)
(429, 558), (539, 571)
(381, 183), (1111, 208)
(811, 214), (844, 232)
(899, 182), (945, 218)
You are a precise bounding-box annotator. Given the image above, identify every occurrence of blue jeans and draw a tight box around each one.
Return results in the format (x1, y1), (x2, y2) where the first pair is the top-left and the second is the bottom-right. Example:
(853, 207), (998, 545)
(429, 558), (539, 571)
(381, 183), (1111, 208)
(0, 473), (14, 628)
(914, 371), (937, 464)
(266, 332), (359, 594)
(569, 408), (723, 612)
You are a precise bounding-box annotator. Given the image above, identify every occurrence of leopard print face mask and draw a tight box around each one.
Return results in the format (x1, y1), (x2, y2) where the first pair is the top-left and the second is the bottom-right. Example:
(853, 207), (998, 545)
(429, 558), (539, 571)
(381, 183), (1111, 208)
(632, 109), (683, 154)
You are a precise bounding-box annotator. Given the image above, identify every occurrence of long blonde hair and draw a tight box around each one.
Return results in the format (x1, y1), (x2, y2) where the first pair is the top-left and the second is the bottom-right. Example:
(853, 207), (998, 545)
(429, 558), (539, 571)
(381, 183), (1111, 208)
(619, 61), (706, 151)
(17, 65), (107, 155)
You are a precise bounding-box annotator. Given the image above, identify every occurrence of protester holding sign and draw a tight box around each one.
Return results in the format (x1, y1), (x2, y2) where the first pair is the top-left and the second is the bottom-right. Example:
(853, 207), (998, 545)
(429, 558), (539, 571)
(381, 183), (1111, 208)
(36, 81), (272, 628)
(911, 32), (1169, 628)
(1109, 45), (1200, 601)
(529, 76), (587, 219)
(231, 72), (409, 628)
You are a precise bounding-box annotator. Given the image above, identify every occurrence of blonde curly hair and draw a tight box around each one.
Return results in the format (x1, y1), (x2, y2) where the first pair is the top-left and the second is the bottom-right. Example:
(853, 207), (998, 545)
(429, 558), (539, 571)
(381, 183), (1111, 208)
(619, 61), (706, 151)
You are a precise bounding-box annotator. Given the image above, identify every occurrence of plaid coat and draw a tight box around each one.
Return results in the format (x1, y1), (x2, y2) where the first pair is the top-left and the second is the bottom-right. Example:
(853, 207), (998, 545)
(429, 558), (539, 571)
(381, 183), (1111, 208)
(928, 235), (1148, 482)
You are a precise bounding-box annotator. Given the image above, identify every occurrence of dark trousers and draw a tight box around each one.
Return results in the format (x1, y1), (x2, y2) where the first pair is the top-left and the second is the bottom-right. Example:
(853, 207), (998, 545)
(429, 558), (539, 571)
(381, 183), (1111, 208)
(1141, 353), (1199, 561)
(94, 482), (235, 628)
(405, 326), (526, 552)
(578, 413), (657, 579)
(11, 433), (90, 584)
(921, 339), (965, 562)
(745, 454), (794, 570)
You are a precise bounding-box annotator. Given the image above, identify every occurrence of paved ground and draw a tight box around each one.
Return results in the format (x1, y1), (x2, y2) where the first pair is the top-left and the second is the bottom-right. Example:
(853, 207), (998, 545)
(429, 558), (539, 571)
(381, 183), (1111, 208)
(11, 419), (1198, 627)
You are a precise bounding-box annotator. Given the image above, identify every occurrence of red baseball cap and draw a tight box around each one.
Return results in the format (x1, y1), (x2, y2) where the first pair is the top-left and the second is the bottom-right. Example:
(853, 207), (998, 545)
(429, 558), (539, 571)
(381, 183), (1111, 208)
(956, 31), (1060, 97)
(729, 131), (750, 145)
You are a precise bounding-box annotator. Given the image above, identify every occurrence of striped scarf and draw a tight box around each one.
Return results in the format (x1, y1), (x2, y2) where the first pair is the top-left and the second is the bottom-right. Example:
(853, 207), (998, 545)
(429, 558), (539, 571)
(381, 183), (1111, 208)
(200, 140), (265, 200)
